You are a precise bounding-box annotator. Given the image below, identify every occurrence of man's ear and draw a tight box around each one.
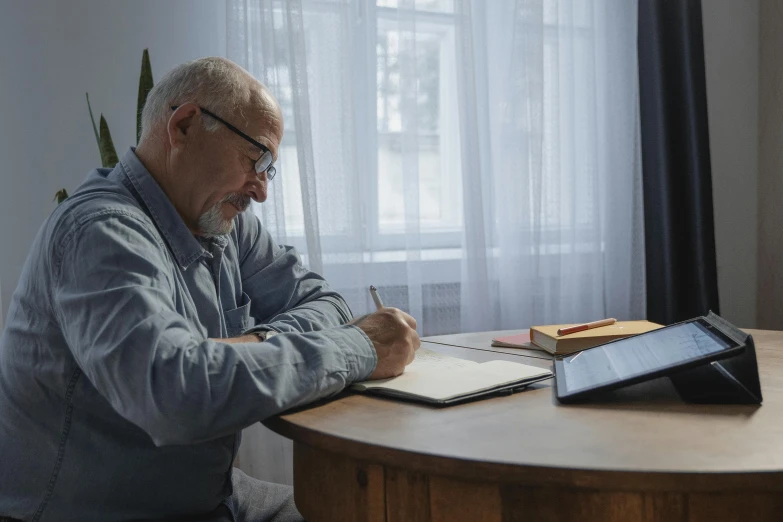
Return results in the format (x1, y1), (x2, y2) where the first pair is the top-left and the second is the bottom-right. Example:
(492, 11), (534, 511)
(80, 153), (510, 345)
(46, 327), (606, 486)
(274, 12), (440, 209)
(167, 103), (201, 149)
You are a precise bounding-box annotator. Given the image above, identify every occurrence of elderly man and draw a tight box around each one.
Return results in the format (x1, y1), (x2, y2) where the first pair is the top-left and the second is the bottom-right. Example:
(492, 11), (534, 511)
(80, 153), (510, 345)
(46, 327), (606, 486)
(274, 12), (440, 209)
(0, 57), (419, 522)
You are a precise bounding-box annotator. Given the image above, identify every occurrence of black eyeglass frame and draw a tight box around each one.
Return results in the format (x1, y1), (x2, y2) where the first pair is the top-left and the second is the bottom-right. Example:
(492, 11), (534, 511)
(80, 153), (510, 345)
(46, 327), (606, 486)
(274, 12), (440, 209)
(170, 104), (276, 180)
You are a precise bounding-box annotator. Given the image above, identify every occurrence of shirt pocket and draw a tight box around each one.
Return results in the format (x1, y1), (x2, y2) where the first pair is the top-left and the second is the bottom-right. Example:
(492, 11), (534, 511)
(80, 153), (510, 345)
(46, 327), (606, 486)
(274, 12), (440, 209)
(223, 292), (252, 337)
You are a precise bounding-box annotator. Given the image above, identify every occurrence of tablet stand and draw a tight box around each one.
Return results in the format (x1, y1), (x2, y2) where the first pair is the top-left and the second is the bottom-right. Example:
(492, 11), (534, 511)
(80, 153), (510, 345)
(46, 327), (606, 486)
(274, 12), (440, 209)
(668, 312), (763, 404)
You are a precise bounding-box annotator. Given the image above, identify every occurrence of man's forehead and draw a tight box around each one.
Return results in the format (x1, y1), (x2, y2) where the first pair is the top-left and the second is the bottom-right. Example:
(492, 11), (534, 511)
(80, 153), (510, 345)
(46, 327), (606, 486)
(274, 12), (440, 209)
(251, 120), (283, 155)
(250, 115), (282, 141)
(254, 86), (283, 125)
(233, 84), (283, 156)
(241, 125), (280, 163)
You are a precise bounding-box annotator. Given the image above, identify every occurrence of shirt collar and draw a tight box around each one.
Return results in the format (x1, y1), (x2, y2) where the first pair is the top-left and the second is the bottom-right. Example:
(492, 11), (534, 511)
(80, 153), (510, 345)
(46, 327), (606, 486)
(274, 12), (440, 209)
(114, 148), (213, 269)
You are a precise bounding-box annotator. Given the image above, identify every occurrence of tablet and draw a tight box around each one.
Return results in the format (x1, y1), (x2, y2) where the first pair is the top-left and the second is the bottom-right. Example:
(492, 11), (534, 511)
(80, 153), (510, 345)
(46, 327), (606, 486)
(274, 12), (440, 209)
(554, 317), (745, 403)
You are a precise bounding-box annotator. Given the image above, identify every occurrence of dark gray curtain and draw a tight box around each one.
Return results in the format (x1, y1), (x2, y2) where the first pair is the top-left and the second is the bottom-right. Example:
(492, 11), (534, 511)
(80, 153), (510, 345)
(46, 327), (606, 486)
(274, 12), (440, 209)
(638, 0), (720, 325)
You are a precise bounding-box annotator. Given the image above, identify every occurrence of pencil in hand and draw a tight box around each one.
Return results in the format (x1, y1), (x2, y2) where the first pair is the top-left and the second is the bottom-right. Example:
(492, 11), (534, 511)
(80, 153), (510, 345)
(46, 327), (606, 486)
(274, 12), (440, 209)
(369, 285), (385, 310)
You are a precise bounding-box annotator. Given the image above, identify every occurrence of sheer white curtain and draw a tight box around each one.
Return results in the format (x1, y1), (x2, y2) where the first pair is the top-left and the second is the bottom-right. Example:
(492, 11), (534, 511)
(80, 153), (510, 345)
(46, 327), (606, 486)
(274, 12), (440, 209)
(228, 0), (644, 484)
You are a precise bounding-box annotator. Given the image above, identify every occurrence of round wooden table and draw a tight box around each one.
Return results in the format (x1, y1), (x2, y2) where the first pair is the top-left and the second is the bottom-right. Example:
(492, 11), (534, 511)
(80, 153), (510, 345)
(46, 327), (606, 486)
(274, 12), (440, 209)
(264, 329), (783, 521)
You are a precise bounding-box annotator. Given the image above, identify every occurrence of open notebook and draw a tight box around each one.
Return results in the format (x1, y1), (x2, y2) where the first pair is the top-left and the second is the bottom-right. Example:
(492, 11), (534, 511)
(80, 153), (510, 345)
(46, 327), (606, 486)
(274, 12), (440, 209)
(351, 348), (552, 405)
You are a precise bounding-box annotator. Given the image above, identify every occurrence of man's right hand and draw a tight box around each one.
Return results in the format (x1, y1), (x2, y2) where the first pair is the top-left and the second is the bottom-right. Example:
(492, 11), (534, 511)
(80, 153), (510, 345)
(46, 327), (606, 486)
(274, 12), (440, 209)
(353, 308), (420, 380)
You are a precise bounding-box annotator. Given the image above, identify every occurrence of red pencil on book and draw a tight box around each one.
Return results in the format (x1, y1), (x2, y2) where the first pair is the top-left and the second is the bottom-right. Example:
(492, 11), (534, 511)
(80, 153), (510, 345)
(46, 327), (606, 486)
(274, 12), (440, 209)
(557, 318), (617, 337)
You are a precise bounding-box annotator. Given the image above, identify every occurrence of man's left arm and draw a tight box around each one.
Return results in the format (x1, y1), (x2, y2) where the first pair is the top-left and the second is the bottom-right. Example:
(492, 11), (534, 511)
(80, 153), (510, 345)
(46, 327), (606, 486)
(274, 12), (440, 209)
(236, 213), (352, 335)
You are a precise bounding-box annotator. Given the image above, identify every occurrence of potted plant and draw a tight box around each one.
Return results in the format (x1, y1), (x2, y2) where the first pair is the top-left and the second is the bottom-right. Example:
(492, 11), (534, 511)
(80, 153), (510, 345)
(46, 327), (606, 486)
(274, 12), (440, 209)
(54, 49), (154, 204)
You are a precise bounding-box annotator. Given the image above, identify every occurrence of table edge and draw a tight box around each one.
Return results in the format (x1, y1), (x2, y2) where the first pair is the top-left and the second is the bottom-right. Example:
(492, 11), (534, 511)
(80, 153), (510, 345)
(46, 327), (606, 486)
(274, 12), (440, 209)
(264, 415), (783, 492)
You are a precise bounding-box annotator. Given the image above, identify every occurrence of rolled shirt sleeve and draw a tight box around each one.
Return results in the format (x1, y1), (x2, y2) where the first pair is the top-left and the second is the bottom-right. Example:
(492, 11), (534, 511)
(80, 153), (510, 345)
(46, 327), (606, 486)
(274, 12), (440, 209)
(53, 211), (377, 446)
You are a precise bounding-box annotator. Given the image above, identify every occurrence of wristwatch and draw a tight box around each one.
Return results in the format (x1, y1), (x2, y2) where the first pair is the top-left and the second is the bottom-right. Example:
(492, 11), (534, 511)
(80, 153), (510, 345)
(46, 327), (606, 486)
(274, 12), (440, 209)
(251, 330), (277, 342)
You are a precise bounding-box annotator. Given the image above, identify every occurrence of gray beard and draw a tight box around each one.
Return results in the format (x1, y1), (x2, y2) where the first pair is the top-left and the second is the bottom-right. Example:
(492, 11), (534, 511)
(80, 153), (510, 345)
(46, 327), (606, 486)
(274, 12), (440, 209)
(198, 193), (251, 237)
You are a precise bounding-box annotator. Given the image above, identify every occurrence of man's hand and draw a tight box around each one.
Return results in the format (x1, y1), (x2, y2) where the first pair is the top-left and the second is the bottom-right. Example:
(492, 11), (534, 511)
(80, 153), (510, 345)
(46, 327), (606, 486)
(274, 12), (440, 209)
(353, 308), (420, 380)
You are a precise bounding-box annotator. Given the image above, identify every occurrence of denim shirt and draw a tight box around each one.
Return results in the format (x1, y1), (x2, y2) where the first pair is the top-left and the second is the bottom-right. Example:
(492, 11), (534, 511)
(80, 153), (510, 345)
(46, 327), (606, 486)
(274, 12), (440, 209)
(0, 149), (377, 522)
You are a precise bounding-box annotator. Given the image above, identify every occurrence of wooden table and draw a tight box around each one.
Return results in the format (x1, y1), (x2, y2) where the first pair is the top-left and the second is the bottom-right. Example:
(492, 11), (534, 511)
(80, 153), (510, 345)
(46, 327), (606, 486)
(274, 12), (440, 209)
(424, 329), (550, 360)
(264, 329), (783, 521)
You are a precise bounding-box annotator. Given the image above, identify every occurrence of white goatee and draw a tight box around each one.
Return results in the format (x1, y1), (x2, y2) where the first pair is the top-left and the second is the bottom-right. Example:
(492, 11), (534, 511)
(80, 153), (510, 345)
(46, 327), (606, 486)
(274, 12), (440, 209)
(197, 193), (251, 237)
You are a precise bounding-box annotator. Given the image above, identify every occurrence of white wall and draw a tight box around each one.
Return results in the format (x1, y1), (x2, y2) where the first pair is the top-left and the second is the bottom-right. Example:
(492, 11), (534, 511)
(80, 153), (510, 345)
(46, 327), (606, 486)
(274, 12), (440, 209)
(0, 0), (227, 320)
(701, 0), (759, 328)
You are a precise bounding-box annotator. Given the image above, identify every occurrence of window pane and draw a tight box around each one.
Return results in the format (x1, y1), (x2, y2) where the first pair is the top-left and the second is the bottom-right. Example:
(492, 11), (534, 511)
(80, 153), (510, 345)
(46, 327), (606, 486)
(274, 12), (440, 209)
(415, 0), (453, 13)
(377, 0), (454, 12)
(376, 21), (462, 235)
(280, 145), (305, 235)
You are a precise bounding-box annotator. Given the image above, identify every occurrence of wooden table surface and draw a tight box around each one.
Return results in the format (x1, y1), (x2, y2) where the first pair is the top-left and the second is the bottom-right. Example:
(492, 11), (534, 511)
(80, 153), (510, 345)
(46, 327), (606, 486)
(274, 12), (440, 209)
(424, 329), (550, 359)
(265, 329), (783, 521)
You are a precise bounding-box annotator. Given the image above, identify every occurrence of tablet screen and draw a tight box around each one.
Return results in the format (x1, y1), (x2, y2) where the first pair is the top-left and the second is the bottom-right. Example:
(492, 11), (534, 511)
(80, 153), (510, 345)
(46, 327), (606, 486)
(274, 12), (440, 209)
(558, 319), (740, 395)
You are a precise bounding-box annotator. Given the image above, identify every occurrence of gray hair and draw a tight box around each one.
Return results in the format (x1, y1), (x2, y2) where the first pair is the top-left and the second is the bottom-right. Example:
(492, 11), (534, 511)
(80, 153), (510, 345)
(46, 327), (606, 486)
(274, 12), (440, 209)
(140, 57), (253, 141)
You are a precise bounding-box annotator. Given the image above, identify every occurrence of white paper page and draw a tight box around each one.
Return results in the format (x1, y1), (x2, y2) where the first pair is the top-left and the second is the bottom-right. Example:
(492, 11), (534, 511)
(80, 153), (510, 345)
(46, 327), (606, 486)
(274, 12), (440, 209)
(357, 361), (550, 401)
(405, 347), (478, 371)
(355, 347), (477, 388)
(478, 360), (551, 381)
(353, 349), (551, 401)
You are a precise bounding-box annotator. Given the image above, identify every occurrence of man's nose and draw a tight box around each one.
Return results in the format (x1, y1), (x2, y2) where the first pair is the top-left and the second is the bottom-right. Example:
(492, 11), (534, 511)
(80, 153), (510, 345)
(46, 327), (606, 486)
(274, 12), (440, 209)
(247, 176), (267, 203)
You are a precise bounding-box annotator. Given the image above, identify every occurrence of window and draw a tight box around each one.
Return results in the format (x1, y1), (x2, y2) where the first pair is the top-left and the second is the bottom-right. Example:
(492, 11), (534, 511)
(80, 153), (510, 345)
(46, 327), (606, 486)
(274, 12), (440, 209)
(254, 0), (463, 251)
(376, 1), (461, 239)
(231, 0), (645, 330)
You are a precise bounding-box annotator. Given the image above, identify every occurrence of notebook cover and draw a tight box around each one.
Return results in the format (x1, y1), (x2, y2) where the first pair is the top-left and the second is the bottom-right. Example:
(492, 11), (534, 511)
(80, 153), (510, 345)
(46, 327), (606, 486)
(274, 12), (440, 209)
(491, 332), (532, 348)
(530, 320), (663, 355)
(364, 373), (553, 405)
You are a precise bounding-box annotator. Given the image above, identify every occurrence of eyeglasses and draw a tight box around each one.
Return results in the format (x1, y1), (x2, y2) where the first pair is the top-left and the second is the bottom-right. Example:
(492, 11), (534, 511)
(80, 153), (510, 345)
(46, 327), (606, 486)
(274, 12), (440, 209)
(170, 105), (276, 181)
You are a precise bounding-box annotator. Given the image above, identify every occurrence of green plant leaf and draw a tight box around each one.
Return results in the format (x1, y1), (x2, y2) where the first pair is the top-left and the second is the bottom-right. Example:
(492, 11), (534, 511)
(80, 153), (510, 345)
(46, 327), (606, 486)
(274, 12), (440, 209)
(99, 114), (119, 168)
(53, 188), (69, 204)
(86, 93), (100, 150)
(137, 48), (154, 144)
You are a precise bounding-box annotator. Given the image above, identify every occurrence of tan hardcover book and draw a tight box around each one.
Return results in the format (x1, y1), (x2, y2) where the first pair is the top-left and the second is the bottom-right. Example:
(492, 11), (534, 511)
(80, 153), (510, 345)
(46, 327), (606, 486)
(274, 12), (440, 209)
(529, 320), (663, 355)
